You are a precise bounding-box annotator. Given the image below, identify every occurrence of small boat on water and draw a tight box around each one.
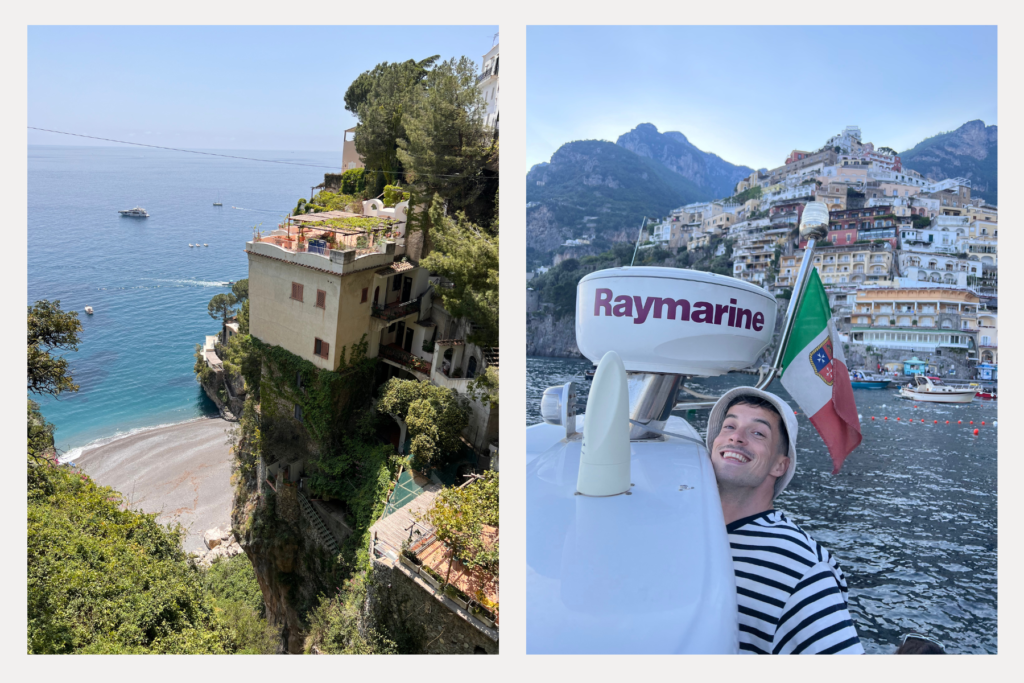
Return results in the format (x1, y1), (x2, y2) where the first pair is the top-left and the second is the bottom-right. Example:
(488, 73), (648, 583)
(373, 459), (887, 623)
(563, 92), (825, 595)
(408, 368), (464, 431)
(849, 369), (892, 390)
(975, 387), (997, 400)
(119, 207), (149, 217)
(898, 375), (978, 403)
(84, 306), (93, 315)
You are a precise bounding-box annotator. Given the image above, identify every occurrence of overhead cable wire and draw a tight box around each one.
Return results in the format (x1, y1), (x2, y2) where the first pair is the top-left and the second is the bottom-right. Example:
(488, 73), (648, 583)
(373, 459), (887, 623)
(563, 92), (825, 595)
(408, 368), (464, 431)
(28, 127), (498, 179)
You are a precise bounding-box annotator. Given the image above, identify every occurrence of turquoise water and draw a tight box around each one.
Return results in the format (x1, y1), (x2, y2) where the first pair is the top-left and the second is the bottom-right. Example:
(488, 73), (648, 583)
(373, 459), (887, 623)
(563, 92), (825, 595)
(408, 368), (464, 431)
(28, 145), (340, 454)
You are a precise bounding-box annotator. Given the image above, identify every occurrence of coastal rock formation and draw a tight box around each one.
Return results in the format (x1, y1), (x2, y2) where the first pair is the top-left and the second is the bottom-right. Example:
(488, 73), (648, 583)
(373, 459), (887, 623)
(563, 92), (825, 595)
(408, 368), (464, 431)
(526, 313), (581, 358)
(193, 527), (244, 568)
(616, 123), (753, 199)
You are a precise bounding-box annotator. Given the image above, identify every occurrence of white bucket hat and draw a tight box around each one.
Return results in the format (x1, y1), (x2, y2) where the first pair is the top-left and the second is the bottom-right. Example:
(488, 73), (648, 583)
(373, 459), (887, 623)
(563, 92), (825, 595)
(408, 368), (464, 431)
(705, 386), (798, 499)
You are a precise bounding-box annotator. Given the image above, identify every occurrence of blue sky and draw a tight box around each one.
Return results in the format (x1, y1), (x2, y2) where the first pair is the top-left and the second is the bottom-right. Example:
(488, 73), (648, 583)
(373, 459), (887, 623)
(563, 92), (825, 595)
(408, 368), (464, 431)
(29, 26), (498, 152)
(527, 26), (997, 172)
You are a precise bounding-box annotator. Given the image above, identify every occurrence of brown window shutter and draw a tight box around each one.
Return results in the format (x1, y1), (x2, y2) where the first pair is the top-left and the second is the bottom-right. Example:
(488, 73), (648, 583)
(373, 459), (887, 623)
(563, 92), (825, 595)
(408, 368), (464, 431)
(361, 287), (368, 303)
(292, 282), (304, 301)
(321, 341), (330, 359)
(316, 289), (326, 309)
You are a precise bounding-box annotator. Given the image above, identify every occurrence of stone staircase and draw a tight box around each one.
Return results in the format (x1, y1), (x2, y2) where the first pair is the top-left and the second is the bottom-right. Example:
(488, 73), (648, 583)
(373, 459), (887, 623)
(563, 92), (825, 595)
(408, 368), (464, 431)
(298, 491), (340, 556)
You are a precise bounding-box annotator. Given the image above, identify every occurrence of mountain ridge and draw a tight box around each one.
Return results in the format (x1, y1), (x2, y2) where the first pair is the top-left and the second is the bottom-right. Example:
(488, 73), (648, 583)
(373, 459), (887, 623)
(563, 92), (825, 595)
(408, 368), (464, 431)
(616, 123), (754, 198)
(899, 119), (997, 204)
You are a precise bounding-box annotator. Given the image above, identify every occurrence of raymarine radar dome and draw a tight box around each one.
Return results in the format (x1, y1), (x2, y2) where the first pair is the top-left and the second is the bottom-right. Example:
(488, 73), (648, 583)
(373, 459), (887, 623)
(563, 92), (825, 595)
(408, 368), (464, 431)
(575, 267), (777, 376)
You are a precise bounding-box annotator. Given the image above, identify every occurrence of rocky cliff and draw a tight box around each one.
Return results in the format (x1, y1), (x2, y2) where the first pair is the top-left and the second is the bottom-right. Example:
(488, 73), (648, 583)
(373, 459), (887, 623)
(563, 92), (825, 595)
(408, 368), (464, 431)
(526, 313), (581, 359)
(526, 139), (709, 261)
(616, 123), (753, 199)
(900, 120), (998, 204)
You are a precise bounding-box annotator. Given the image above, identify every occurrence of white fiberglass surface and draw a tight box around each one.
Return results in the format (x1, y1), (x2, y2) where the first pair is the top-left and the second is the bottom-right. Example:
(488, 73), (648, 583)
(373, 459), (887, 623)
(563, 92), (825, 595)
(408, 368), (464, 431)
(526, 415), (739, 654)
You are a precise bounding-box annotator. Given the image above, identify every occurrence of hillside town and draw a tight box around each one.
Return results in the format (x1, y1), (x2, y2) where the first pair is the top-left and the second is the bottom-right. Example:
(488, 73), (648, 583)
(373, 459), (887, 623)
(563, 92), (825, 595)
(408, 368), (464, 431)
(531, 126), (996, 382)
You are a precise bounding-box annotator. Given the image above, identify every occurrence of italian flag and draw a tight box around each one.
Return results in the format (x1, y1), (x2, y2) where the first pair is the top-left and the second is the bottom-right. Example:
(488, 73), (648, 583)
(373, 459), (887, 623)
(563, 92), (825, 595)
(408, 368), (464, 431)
(779, 269), (862, 473)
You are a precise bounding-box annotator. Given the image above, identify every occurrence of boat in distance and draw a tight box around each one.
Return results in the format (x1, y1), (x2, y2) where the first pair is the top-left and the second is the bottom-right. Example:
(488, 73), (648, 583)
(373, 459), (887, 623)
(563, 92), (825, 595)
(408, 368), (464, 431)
(118, 207), (149, 217)
(898, 375), (977, 403)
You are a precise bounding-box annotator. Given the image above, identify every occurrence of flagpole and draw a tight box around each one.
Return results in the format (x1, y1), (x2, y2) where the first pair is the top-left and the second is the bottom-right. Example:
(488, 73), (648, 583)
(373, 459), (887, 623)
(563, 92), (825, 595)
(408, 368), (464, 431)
(755, 202), (830, 390)
(670, 202), (831, 410)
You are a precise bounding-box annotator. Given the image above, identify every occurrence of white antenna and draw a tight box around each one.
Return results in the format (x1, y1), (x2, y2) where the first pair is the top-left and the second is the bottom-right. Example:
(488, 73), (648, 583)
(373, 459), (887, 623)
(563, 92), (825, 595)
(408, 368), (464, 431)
(629, 217), (647, 267)
(577, 350), (631, 497)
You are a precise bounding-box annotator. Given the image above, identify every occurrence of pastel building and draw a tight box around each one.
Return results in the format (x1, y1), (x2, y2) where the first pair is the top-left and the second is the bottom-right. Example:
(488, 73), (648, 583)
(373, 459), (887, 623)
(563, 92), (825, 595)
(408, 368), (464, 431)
(848, 287), (980, 358)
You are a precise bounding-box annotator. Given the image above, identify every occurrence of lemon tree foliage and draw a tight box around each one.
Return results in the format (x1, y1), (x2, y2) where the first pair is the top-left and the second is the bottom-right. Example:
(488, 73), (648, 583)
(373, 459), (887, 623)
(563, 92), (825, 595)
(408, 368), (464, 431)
(378, 378), (470, 470)
(423, 470), (499, 578)
(420, 195), (499, 346)
(27, 299), (83, 398)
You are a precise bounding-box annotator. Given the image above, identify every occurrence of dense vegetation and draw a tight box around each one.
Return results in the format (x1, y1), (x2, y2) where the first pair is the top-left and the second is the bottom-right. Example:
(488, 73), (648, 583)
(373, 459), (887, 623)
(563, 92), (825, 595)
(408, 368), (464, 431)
(27, 457), (276, 654)
(378, 377), (470, 470)
(424, 470), (499, 581)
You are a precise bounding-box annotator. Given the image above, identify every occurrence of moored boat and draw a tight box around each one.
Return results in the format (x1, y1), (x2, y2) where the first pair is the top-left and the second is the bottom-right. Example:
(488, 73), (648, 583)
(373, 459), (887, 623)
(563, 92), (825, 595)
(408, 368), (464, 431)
(84, 306), (93, 315)
(898, 375), (977, 403)
(849, 369), (892, 389)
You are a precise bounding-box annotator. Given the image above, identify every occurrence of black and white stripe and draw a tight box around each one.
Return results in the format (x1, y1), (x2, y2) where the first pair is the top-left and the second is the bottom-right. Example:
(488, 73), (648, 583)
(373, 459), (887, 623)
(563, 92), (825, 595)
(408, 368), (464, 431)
(727, 510), (863, 655)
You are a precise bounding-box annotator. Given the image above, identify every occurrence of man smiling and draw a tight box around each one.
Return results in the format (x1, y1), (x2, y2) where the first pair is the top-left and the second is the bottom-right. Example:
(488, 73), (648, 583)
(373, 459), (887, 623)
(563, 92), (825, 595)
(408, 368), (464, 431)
(706, 386), (863, 655)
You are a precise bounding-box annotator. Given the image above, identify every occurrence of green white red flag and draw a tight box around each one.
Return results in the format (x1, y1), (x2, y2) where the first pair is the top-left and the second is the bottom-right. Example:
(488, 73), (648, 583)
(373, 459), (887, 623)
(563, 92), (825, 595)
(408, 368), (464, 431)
(779, 269), (861, 473)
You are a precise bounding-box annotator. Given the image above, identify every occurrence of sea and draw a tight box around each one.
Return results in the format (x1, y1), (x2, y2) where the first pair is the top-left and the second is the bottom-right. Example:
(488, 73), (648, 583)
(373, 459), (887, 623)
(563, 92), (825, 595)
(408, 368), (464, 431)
(527, 356), (998, 654)
(28, 144), (341, 456)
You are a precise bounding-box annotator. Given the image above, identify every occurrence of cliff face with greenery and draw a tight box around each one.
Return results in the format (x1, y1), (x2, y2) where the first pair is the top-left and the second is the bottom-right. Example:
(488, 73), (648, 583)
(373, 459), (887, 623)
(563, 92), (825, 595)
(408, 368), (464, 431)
(526, 140), (710, 264)
(900, 120), (998, 204)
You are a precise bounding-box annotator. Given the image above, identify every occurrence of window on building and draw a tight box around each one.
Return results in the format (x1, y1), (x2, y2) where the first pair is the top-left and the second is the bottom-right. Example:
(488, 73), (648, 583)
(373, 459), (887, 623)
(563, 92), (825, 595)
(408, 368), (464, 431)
(291, 282), (304, 301)
(361, 287), (369, 303)
(313, 337), (330, 359)
(315, 289), (326, 309)
(392, 276), (402, 291)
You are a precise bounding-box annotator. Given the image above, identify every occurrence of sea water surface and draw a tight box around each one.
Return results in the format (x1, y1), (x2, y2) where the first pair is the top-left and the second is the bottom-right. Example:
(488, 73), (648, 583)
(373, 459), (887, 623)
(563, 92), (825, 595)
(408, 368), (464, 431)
(28, 145), (340, 455)
(527, 356), (998, 654)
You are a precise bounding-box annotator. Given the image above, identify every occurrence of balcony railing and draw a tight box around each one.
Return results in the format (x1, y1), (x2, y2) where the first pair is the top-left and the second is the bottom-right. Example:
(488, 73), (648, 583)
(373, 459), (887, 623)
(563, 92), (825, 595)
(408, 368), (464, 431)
(379, 344), (431, 375)
(476, 69), (494, 84)
(371, 296), (422, 322)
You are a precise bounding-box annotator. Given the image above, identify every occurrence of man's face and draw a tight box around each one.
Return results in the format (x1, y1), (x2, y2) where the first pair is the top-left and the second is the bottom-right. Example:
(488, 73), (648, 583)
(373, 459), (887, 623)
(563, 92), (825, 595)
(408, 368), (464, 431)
(710, 403), (789, 495)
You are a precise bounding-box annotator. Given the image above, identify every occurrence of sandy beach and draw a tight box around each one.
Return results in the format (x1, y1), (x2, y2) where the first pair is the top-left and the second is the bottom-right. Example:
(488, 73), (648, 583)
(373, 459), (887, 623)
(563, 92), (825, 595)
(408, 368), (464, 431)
(75, 418), (236, 553)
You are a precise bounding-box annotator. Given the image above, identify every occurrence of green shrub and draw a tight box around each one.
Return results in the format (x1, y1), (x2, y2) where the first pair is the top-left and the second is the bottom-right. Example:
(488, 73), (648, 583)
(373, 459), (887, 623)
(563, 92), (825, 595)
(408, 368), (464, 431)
(304, 574), (397, 654)
(383, 184), (411, 207)
(341, 167), (366, 195)
(27, 458), (231, 654)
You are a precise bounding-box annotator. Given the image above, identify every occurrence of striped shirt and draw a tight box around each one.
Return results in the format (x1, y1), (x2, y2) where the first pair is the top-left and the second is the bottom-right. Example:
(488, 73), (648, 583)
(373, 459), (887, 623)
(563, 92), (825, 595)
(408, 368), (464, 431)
(727, 510), (864, 655)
